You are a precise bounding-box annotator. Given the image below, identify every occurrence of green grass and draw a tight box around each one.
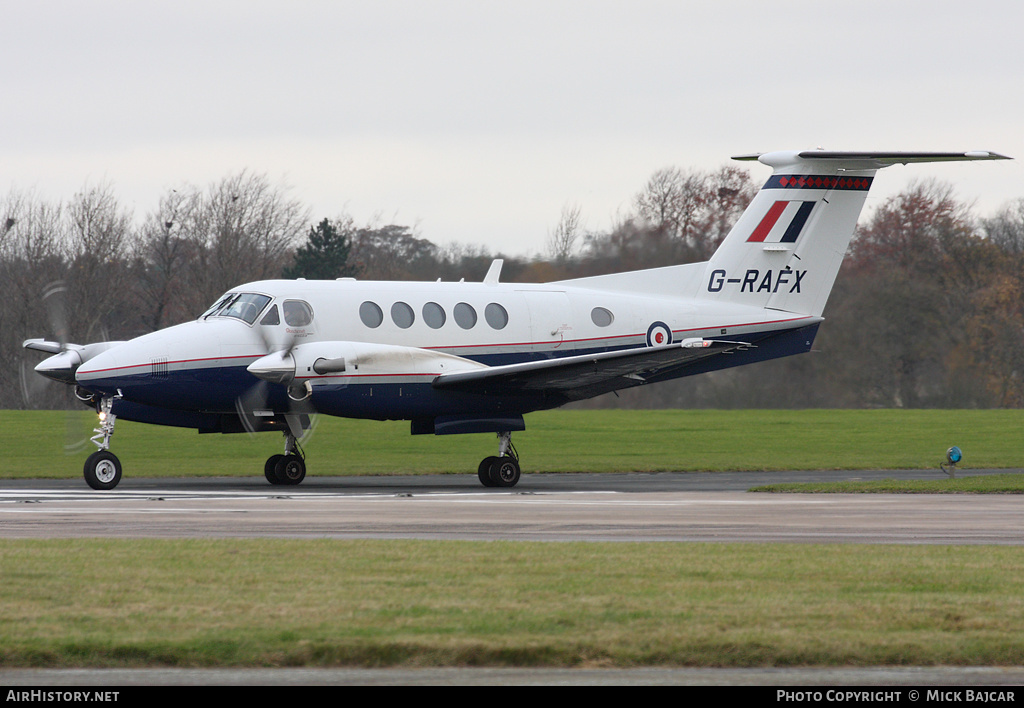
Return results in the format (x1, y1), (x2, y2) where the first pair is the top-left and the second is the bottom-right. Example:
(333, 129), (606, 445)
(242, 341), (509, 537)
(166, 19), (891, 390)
(4, 408), (1024, 479)
(3, 539), (1024, 668)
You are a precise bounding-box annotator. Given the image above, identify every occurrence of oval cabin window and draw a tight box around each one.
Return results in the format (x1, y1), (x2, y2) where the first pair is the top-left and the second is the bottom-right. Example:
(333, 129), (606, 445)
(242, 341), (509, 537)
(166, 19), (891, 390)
(454, 302), (477, 329)
(359, 301), (383, 328)
(423, 302), (446, 329)
(591, 307), (614, 327)
(391, 301), (415, 329)
(485, 303), (508, 330)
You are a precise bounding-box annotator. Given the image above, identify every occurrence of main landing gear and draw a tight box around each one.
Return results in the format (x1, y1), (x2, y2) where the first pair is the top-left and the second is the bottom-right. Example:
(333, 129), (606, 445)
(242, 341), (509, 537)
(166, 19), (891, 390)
(264, 431), (306, 486)
(477, 431), (521, 488)
(83, 396), (122, 490)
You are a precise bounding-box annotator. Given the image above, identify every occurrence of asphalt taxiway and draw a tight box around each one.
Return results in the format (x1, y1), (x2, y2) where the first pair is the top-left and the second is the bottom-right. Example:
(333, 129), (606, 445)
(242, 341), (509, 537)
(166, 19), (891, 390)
(1, 468), (1021, 544)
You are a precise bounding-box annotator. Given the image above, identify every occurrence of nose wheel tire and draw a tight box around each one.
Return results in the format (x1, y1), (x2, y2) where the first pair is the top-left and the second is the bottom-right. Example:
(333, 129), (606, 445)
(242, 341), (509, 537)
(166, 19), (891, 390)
(84, 451), (122, 490)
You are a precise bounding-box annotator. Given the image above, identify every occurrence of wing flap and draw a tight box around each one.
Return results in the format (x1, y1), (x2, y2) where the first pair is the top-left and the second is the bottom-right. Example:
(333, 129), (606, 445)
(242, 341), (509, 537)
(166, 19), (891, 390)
(432, 338), (754, 401)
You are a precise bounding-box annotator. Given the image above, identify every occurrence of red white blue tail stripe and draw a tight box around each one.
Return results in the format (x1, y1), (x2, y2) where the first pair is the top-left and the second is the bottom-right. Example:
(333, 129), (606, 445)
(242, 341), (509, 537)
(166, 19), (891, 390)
(747, 200), (815, 243)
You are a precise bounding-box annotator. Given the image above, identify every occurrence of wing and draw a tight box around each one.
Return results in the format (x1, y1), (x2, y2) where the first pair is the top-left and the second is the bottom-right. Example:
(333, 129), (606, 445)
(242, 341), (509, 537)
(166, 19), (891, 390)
(432, 338), (754, 402)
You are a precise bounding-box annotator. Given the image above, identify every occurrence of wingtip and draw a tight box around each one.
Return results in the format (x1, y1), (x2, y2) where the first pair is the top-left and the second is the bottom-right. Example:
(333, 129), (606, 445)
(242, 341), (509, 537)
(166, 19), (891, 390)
(964, 150), (1013, 160)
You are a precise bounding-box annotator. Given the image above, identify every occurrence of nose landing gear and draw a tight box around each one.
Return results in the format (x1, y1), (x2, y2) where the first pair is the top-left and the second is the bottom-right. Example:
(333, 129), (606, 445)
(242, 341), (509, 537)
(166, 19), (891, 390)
(83, 395), (122, 490)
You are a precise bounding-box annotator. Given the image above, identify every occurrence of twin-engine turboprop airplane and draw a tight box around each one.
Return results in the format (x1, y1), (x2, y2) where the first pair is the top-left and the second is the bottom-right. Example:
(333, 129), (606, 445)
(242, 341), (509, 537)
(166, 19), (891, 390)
(24, 150), (1009, 490)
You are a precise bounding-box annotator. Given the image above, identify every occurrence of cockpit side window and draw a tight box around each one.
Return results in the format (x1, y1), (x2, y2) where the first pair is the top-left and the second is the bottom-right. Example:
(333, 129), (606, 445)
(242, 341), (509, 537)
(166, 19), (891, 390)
(260, 304), (280, 326)
(283, 300), (314, 327)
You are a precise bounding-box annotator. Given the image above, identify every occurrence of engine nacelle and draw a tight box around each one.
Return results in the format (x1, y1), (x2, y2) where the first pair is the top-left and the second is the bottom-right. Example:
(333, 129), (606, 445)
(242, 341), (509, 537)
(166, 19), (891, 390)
(25, 340), (125, 385)
(247, 341), (487, 387)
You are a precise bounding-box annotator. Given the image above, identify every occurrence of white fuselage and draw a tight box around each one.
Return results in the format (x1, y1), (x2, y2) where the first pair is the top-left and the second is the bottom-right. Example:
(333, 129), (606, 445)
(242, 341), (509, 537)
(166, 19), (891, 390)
(74, 276), (817, 427)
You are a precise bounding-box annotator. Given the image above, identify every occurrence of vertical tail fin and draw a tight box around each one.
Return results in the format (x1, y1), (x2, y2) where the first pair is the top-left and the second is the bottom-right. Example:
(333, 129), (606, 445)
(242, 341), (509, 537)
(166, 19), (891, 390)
(701, 150), (1008, 317)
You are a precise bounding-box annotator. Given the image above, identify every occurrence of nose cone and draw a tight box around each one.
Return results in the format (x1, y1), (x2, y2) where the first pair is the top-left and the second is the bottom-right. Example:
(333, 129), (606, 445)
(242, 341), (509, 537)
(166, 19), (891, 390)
(35, 349), (82, 384)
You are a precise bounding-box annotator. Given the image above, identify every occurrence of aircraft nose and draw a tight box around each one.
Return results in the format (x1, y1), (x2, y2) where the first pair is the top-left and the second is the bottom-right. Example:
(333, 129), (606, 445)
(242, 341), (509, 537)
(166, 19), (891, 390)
(73, 319), (262, 407)
(75, 347), (125, 395)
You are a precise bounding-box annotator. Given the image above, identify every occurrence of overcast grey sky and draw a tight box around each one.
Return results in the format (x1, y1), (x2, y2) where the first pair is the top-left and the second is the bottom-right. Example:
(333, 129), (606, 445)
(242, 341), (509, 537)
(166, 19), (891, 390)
(3, 0), (1022, 254)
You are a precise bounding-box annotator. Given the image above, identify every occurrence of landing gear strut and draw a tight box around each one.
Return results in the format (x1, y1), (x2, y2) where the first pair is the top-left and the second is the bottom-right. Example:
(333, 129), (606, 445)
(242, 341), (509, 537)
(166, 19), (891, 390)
(265, 431), (306, 485)
(83, 395), (122, 490)
(477, 431), (521, 488)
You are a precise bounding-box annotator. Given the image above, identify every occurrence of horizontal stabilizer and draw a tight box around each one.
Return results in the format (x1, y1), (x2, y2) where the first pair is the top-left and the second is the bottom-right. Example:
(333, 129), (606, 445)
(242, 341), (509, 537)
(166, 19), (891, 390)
(795, 150), (1010, 163)
(733, 150), (1010, 168)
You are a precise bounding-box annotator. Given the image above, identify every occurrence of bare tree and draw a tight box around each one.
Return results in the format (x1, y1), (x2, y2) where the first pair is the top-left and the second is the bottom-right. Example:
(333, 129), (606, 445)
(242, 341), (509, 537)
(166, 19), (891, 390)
(175, 171), (310, 313)
(134, 187), (201, 331)
(0, 190), (68, 408)
(984, 198), (1024, 262)
(350, 224), (436, 280)
(633, 167), (706, 244)
(633, 165), (756, 259)
(546, 202), (583, 263)
(64, 182), (134, 342)
(700, 166), (758, 256)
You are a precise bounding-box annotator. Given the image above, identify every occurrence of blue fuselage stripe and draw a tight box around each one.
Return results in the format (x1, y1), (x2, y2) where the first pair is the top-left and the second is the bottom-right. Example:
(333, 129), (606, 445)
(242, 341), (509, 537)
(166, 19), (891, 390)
(96, 324), (820, 427)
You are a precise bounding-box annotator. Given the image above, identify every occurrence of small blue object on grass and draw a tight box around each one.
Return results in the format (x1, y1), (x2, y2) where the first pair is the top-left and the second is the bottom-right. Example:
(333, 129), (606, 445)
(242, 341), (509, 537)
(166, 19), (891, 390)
(941, 446), (963, 478)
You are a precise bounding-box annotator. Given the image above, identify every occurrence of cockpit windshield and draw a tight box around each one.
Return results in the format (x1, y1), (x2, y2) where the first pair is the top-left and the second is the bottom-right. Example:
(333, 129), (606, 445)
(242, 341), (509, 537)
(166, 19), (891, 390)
(200, 292), (272, 325)
(199, 293), (233, 319)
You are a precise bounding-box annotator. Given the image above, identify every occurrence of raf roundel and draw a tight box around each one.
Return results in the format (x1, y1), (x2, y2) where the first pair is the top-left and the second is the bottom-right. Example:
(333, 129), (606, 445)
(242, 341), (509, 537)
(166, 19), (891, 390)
(646, 321), (673, 348)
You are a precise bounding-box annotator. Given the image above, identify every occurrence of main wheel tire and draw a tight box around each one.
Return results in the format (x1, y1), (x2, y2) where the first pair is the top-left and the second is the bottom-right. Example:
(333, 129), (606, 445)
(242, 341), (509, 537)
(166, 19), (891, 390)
(265, 454), (285, 485)
(84, 450), (122, 491)
(274, 454), (306, 485)
(489, 457), (521, 488)
(478, 456), (499, 487)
